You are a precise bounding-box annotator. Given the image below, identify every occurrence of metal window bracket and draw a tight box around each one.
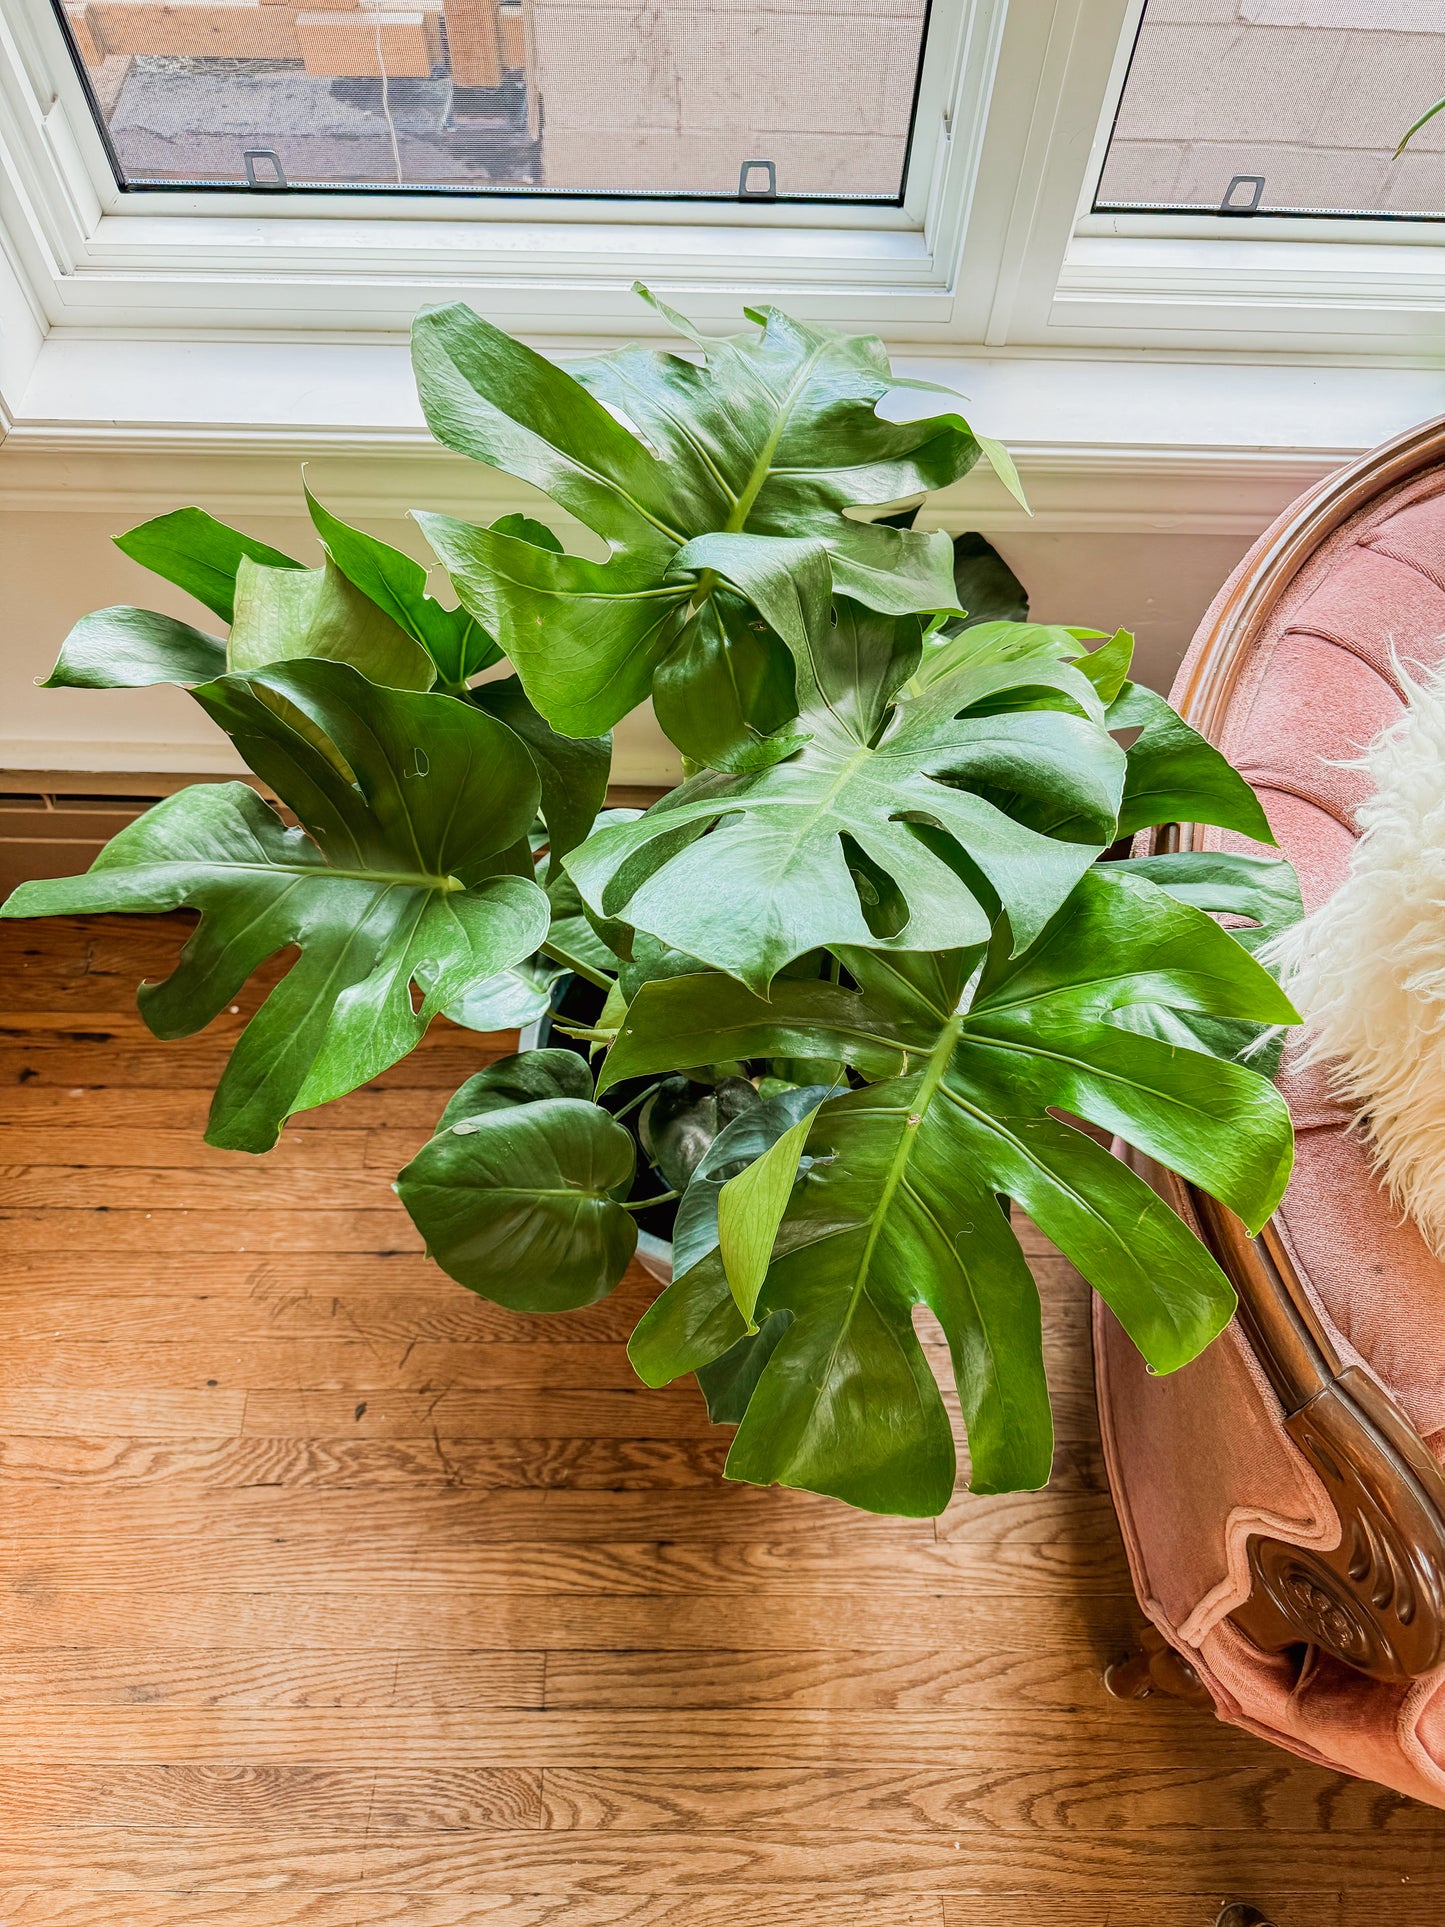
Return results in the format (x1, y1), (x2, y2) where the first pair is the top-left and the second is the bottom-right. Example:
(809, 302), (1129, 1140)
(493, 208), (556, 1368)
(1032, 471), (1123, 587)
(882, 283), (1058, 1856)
(738, 158), (777, 200)
(243, 148), (288, 190)
(1220, 173), (1265, 214)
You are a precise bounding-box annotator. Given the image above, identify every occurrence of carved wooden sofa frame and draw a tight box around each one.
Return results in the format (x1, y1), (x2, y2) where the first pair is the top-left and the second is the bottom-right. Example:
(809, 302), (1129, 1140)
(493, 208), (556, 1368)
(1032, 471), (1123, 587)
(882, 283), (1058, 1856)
(1131, 418), (1445, 1690)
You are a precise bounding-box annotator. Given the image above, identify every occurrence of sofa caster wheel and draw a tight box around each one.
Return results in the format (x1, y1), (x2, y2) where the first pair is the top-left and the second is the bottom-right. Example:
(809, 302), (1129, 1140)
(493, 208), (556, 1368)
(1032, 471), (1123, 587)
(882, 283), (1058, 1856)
(1104, 1621), (1213, 1707)
(1216, 1907), (1275, 1927)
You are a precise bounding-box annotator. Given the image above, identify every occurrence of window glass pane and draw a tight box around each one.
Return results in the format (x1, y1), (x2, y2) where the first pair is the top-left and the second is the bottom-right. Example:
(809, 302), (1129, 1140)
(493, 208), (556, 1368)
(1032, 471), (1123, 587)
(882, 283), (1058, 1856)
(1096, 2), (1445, 220)
(54, 0), (930, 201)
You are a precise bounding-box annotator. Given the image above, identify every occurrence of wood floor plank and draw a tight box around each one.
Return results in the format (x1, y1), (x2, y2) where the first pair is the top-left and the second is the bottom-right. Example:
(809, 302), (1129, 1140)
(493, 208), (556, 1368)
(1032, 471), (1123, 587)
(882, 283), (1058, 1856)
(0, 1087), (448, 1130)
(1, 911), (1439, 1918)
(0, 1896), (948, 1927)
(3, 1758), (1410, 1835)
(0, 1043), (499, 1090)
(943, 1904), (1335, 1927)
(0, 1292), (647, 1345)
(0, 1824), (1405, 1891)
(0, 1127), (388, 1172)
(0, 1765), (544, 1829)
(0, 1711), (1286, 1770)
(0, 1209), (424, 1255)
(535, 1762), (1430, 1834)
(0, 1589), (1142, 1654)
(0, 1433), (739, 1490)
(0, 1650), (547, 1711)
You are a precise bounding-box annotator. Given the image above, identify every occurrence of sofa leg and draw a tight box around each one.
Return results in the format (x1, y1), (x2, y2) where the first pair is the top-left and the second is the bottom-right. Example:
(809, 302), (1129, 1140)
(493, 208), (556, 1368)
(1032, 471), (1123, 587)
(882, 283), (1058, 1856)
(1104, 1621), (1213, 1707)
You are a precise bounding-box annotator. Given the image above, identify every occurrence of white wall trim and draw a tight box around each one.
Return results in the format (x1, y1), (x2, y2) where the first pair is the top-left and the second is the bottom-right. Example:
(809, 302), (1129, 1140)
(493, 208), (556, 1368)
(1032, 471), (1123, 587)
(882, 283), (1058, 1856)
(3, 332), (1438, 534)
(0, 431), (1348, 537)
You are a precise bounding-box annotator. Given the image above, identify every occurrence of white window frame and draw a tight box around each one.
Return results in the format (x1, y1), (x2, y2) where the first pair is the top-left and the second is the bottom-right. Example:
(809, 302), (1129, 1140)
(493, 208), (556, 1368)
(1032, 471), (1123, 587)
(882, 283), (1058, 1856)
(0, 0), (1011, 337)
(1038, 0), (1445, 355)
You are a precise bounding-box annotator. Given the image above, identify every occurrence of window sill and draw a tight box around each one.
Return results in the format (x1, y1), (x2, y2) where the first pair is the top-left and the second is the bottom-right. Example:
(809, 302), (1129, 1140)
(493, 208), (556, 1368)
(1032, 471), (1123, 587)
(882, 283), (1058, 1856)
(2, 330), (1441, 530)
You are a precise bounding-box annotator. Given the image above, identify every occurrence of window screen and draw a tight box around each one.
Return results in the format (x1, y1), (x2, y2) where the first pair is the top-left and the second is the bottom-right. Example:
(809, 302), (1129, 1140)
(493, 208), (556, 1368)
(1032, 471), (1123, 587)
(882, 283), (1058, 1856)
(54, 0), (932, 201)
(1096, 1), (1445, 221)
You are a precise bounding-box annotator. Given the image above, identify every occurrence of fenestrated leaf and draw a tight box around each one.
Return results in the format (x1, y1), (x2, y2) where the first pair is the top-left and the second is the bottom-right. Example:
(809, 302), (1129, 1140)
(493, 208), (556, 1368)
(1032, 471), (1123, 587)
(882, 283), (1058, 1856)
(619, 868), (1296, 1513)
(412, 288), (1007, 741)
(470, 674), (609, 873)
(1, 660), (548, 1153)
(695, 1309), (794, 1425)
(44, 607), (226, 691)
(114, 507), (302, 624)
(1109, 680), (1276, 844)
(305, 484), (497, 691)
(398, 1070), (638, 1313)
(1106, 849), (1303, 1071)
(567, 617), (1126, 990)
(227, 556), (436, 693)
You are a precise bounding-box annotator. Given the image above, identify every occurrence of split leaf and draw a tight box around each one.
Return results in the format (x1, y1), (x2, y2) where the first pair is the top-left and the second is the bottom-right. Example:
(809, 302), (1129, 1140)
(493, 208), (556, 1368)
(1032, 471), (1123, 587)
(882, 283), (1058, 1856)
(1, 660), (548, 1152)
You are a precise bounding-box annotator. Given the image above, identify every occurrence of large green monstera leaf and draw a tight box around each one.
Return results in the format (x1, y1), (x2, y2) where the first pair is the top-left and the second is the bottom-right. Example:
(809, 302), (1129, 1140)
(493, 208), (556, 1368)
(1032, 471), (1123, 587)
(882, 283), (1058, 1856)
(565, 616), (1128, 990)
(1, 660), (548, 1153)
(46, 497), (609, 870)
(610, 867), (1297, 1515)
(412, 287), (1022, 751)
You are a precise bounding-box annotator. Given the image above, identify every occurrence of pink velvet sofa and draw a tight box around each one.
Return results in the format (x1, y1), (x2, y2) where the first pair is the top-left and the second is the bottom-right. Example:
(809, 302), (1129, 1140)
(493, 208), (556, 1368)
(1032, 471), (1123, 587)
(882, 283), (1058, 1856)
(1095, 416), (1445, 1804)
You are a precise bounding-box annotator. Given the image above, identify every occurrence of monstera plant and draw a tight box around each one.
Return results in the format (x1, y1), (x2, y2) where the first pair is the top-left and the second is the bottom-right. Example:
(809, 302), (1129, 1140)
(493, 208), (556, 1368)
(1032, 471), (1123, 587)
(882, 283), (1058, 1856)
(2, 289), (1301, 1517)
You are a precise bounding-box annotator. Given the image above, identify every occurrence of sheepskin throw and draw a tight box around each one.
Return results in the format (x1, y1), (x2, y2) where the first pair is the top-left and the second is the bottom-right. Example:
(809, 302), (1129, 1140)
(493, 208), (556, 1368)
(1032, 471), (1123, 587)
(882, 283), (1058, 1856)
(1269, 656), (1445, 1258)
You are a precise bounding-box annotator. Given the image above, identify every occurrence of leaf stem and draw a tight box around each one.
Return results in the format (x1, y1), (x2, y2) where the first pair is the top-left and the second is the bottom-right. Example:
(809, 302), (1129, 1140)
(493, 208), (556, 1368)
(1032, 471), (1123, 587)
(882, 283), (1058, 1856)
(609, 1078), (666, 1125)
(622, 1189), (680, 1212)
(540, 940), (614, 993)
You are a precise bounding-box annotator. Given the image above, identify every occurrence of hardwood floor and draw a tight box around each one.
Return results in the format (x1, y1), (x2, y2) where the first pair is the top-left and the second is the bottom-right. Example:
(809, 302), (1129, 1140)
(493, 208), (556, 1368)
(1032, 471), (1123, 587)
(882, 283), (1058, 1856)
(1, 912), (1443, 1926)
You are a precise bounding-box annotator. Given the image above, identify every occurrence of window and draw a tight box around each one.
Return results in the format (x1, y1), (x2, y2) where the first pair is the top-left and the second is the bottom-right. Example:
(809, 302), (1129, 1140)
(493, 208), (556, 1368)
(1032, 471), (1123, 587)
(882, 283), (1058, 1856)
(8, 0), (1442, 386)
(1096, 1), (1445, 222)
(54, 0), (932, 200)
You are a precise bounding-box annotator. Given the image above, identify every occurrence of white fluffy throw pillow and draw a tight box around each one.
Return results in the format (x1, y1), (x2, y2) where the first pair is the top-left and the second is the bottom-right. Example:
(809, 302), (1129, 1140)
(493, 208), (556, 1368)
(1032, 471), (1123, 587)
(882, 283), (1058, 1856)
(1268, 657), (1445, 1257)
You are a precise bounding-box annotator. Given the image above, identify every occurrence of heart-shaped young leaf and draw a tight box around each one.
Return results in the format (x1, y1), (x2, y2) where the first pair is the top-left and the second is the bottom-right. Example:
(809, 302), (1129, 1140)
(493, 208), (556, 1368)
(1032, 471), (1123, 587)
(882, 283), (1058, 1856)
(398, 1050), (637, 1311)
(623, 868), (1296, 1513)
(412, 288), (1010, 740)
(444, 954), (566, 1033)
(567, 617), (1126, 990)
(1, 660), (548, 1153)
